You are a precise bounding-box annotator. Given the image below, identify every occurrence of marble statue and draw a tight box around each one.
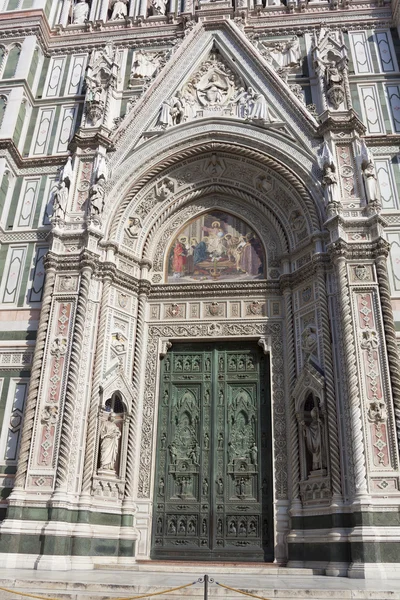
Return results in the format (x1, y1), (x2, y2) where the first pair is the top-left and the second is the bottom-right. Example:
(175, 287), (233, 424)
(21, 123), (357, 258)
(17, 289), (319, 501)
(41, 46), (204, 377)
(52, 182), (68, 219)
(99, 413), (121, 472)
(248, 93), (271, 123)
(72, 0), (89, 24)
(110, 0), (128, 19)
(363, 161), (380, 204)
(322, 165), (338, 205)
(89, 178), (106, 216)
(302, 408), (323, 472)
(150, 0), (167, 14)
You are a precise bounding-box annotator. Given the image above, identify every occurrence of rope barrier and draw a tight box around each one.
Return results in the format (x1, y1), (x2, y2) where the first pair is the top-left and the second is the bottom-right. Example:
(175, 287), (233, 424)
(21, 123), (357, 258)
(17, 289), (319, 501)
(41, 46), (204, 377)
(0, 580), (196, 600)
(216, 582), (271, 600)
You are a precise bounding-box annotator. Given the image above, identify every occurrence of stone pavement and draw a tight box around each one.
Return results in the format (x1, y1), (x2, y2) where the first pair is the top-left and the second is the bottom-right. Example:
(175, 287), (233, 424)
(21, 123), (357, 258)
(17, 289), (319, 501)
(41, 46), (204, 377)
(0, 568), (400, 600)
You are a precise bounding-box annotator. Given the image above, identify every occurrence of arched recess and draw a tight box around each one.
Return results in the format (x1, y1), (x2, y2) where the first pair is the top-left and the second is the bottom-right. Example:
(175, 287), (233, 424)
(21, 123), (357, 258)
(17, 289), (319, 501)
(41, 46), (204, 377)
(106, 146), (322, 280)
(104, 125), (324, 247)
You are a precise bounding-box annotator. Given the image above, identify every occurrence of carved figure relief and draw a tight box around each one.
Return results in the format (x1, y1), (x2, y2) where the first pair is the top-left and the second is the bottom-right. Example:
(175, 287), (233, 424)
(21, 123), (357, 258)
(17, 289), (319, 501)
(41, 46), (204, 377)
(125, 216), (142, 238)
(156, 50), (274, 128)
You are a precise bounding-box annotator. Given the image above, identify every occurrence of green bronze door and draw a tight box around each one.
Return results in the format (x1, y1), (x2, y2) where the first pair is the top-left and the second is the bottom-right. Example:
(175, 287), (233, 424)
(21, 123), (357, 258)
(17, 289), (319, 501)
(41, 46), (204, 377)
(151, 342), (273, 561)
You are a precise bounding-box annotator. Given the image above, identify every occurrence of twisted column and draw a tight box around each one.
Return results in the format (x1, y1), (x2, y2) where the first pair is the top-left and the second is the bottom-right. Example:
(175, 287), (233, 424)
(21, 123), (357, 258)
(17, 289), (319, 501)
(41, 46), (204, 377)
(334, 255), (368, 497)
(316, 266), (342, 500)
(124, 284), (149, 501)
(55, 264), (93, 492)
(14, 268), (56, 490)
(375, 253), (400, 451)
(81, 276), (112, 495)
(283, 286), (300, 504)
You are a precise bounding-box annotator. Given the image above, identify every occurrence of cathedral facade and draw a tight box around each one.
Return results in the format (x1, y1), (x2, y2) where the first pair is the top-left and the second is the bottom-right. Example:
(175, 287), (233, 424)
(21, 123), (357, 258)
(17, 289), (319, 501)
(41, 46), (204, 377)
(0, 0), (400, 579)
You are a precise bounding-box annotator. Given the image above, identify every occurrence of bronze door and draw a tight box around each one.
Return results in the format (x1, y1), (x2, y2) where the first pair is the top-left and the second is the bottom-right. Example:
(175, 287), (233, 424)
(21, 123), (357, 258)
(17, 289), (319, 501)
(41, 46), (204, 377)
(151, 342), (273, 561)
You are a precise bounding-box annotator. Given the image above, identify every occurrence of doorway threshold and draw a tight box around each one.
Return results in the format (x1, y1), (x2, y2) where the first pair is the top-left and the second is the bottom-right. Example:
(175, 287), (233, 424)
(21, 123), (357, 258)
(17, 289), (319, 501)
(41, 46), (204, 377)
(133, 561), (324, 575)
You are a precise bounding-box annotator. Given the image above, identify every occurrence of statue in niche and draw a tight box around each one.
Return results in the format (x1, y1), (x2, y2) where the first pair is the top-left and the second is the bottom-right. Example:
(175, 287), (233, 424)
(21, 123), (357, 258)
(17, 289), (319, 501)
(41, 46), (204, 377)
(158, 477), (165, 496)
(126, 216), (142, 238)
(322, 165), (339, 211)
(204, 432), (209, 449)
(99, 413), (121, 472)
(324, 60), (346, 109)
(150, 0), (168, 14)
(301, 407), (324, 472)
(89, 178), (106, 216)
(72, 0), (89, 24)
(110, 0), (128, 20)
(217, 478), (224, 494)
(360, 142), (381, 212)
(52, 181), (68, 219)
(202, 479), (208, 495)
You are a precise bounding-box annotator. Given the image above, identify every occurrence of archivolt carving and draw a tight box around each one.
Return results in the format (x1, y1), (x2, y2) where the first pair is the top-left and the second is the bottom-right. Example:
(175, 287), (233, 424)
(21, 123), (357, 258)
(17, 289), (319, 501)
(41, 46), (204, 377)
(137, 321), (287, 502)
(107, 140), (322, 241)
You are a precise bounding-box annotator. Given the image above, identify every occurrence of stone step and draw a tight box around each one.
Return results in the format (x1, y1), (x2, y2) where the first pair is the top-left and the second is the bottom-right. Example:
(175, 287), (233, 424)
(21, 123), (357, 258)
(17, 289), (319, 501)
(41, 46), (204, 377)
(0, 578), (400, 600)
(127, 562), (325, 576)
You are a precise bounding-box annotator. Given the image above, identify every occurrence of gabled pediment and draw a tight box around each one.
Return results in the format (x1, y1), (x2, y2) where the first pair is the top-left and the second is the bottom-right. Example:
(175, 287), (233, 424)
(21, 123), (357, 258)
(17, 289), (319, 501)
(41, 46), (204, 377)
(100, 366), (135, 413)
(292, 362), (326, 414)
(110, 21), (320, 171)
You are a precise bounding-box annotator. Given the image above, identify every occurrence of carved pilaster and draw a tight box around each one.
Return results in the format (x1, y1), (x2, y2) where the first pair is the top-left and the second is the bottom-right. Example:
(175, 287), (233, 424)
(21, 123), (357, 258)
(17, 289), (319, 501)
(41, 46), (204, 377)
(13, 267), (57, 491)
(283, 286), (300, 506)
(54, 264), (94, 494)
(375, 251), (400, 452)
(124, 282), (150, 503)
(81, 276), (112, 496)
(316, 266), (342, 501)
(332, 254), (368, 498)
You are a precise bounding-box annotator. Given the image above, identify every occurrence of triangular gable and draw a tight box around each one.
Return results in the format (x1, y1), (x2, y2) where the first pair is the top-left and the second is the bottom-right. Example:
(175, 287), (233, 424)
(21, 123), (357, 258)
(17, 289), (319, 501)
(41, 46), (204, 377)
(100, 365), (135, 413)
(110, 20), (319, 172)
(292, 362), (326, 414)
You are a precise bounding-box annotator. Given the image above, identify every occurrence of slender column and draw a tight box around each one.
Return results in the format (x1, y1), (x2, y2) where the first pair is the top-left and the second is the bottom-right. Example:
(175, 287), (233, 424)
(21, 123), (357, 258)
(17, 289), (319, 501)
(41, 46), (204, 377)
(98, 0), (109, 20)
(81, 276), (112, 495)
(54, 264), (93, 493)
(375, 250), (400, 450)
(124, 282), (150, 503)
(283, 285), (300, 506)
(316, 265), (342, 500)
(14, 267), (57, 490)
(333, 255), (368, 497)
(59, 0), (72, 26)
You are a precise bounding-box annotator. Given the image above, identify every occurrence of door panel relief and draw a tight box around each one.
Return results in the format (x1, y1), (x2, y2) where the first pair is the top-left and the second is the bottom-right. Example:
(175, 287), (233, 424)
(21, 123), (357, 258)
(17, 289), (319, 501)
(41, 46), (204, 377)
(152, 342), (273, 561)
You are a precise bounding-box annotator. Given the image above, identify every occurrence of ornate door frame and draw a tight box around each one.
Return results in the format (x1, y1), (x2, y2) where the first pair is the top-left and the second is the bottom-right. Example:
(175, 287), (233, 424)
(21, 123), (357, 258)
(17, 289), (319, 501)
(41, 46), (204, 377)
(133, 316), (289, 563)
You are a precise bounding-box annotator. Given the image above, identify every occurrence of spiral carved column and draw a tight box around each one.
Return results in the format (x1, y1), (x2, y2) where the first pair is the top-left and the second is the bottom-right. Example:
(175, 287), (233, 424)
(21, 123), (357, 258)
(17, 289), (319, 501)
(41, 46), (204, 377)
(316, 266), (342, 500)
(333, 255), (368, 497)
(81, 276), (112, 495)
(124, 283), (149, 501)
(283, 285), (300, 504)
(375, 252), (400, 450)
(55, 264), (93, 492)
(13, 267), (57, 490)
